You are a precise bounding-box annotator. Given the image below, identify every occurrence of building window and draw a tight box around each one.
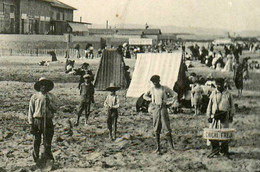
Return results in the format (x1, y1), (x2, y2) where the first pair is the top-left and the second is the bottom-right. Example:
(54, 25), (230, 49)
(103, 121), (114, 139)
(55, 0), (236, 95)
(56, 12), (60, 20)
(60, 12), (63, 20)
(0, 3), (4, 14)
(10, 5), (14, 13)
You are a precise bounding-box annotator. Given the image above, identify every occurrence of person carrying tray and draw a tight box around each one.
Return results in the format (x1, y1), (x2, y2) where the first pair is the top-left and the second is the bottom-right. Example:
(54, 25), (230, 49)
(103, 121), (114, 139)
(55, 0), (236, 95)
(206, 78), (235, 158)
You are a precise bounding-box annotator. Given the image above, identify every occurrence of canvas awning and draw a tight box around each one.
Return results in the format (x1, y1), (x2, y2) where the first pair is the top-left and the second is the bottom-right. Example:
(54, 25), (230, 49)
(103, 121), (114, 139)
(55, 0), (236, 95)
(68, 22), (89, 32)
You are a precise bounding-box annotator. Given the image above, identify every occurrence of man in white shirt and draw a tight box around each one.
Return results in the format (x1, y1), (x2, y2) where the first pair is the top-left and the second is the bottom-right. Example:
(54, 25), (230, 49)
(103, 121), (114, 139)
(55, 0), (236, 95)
(143, 75), (178, 154)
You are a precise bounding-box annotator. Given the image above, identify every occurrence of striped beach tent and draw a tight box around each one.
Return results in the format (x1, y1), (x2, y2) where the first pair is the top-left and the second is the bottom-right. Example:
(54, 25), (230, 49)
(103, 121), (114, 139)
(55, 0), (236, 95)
(94, 49), (128, 90)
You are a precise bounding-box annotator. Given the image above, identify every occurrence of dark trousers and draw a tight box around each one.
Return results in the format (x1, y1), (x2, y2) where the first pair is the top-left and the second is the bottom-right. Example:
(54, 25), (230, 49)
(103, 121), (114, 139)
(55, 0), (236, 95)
(32, 118), (54, 160)
(107, 108), (118, 134)
(78, 101), (91, 119)
(211, 140), (229, 154)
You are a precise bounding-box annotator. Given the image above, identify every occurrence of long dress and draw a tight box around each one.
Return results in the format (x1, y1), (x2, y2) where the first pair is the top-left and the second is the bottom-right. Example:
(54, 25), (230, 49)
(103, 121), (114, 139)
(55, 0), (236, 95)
(222, 55), (233, 72)
(233, 63), (244, 89)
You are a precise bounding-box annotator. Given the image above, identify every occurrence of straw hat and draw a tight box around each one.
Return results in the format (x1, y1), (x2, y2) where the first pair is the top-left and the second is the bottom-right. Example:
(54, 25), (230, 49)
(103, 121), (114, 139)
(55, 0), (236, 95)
(83, 74), (92, 79)
(34, 77), (54, 92)
(106, 83), (120, 91)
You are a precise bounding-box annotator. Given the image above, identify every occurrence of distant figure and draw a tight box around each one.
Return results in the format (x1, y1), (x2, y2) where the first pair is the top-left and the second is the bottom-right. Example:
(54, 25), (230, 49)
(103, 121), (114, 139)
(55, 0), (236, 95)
(74, 44), (80, 59)
(191, 80), (204, 116)
(242, 57), (250, 80)
(65, 59), (75, 74)
(124, 65), (131, 88)
(222, 54), (233, 72)
(233, 59), (244, 97)
(47, 51), (57, 61)
(104, 83), (120, 141)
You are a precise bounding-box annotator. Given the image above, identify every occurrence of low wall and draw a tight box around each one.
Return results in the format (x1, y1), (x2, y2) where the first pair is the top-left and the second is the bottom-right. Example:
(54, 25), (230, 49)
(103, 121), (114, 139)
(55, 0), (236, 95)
(0, 34), (128, 56)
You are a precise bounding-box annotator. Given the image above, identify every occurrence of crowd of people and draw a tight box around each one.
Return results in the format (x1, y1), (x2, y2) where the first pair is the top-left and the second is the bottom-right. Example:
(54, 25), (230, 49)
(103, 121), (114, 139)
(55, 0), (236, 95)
(184, 42), (255, 97)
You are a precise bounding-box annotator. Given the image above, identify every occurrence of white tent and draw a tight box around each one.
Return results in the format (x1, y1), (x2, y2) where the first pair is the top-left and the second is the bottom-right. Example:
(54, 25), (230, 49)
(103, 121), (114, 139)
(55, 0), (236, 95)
(126, 52), (183, 97)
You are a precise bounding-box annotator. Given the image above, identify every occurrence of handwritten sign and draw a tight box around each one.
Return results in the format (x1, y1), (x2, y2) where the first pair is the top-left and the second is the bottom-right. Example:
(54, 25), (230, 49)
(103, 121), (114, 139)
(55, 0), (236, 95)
(203, 128), (235, 141)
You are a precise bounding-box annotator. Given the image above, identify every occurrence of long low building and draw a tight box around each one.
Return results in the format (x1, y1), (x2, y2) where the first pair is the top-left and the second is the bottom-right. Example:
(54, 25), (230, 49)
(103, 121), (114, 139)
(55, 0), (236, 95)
(89, 28), (162, 41)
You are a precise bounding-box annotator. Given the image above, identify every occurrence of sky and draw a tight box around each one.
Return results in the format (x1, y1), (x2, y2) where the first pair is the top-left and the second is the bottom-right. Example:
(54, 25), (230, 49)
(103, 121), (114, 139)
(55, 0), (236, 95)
(60, 0), (260, 32)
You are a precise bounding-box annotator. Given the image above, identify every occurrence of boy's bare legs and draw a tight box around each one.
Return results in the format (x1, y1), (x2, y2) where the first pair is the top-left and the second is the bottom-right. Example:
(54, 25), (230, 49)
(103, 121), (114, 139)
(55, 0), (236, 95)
(155, 133), (161, 154)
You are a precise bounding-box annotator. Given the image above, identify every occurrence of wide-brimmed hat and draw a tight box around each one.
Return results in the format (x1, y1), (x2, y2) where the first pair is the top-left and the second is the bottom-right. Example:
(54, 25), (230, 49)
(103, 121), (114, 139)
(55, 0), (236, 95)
(34, 77), (54, 92)
(83, 74), (92, 79)
(106, 83), (120, 91)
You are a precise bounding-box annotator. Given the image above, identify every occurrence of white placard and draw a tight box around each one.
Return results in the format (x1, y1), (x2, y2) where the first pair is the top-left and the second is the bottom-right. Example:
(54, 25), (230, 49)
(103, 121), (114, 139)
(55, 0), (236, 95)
(21, 13), (27, 19)
(40, 16), (45, 21)
(129, 38), (153, 45)
(10, 13), (14, 19)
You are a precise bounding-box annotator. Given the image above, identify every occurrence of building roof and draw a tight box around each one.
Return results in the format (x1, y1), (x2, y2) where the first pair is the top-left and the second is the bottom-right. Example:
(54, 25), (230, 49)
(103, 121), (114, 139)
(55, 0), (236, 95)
(177, 34), (215, 41)
(41, 0), (77, 10)
(89, 28), (161, 36)
(115, 29), (143, 35)
(143, 29), (161, 35)
(89, 29), (116, 35)
(68, 22), (89, 32)
(159, 34), (177, 40)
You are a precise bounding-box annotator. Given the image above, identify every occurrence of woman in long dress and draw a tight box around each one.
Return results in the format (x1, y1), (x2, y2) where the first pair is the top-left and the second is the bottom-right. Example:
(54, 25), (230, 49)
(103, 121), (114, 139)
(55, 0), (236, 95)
(233, 59), (244, 97)
(222, 54), (233, 72)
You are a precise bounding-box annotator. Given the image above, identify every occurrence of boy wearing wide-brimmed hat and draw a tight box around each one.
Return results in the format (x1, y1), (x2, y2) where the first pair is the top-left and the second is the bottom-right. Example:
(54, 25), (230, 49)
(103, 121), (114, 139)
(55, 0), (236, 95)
(76, 74), (95, 126)
(28, 77), (58, 163)
(104, 83), (120, 140)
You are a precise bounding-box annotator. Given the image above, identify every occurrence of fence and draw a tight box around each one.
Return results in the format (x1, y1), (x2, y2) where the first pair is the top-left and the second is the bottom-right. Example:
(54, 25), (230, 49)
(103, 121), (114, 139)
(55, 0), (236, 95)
(0, 48), (87, 57)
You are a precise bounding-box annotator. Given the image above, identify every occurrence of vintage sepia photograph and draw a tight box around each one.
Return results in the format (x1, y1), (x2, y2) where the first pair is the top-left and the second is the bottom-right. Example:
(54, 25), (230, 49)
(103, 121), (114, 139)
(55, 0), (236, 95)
(0, 0), (259, 171)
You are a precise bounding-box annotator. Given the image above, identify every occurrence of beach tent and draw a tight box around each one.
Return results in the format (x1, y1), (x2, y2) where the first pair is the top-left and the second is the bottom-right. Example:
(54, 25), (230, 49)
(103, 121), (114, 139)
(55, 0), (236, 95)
(94, 49), (128, 90)
(126, 52), (183, 97)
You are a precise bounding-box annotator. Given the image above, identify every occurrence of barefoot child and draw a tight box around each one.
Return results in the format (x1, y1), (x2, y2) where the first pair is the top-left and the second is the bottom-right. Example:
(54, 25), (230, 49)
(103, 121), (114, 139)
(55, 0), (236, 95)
(104, 83), (120, 141)
(75, 74), (95, 126)
(191, 79), (204, 116)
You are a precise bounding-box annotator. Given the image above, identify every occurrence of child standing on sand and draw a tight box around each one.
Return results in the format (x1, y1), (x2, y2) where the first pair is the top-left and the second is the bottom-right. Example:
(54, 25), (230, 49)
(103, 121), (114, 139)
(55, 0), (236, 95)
(104, 83), (120, 141)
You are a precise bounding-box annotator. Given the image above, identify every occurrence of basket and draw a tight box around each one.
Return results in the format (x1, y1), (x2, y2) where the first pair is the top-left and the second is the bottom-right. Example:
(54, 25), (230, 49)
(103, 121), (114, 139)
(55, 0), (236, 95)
(203, 128), (236, 141)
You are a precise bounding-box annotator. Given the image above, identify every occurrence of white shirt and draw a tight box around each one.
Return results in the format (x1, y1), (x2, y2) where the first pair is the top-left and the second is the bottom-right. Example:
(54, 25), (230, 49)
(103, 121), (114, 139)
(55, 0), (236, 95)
(143, 85), (177, 105)
(104, 94), (119, 109)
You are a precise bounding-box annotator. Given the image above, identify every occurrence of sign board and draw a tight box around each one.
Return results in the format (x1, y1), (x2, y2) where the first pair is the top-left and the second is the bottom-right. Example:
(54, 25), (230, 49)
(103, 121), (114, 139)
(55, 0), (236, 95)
(40, 16), (45, 21)
(203, 128), (235, 141)
(21, 13), (27, 19)
(45, 17), (50, 21)
(129, 38), (153, 45)
(10, 13), (14, 19)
